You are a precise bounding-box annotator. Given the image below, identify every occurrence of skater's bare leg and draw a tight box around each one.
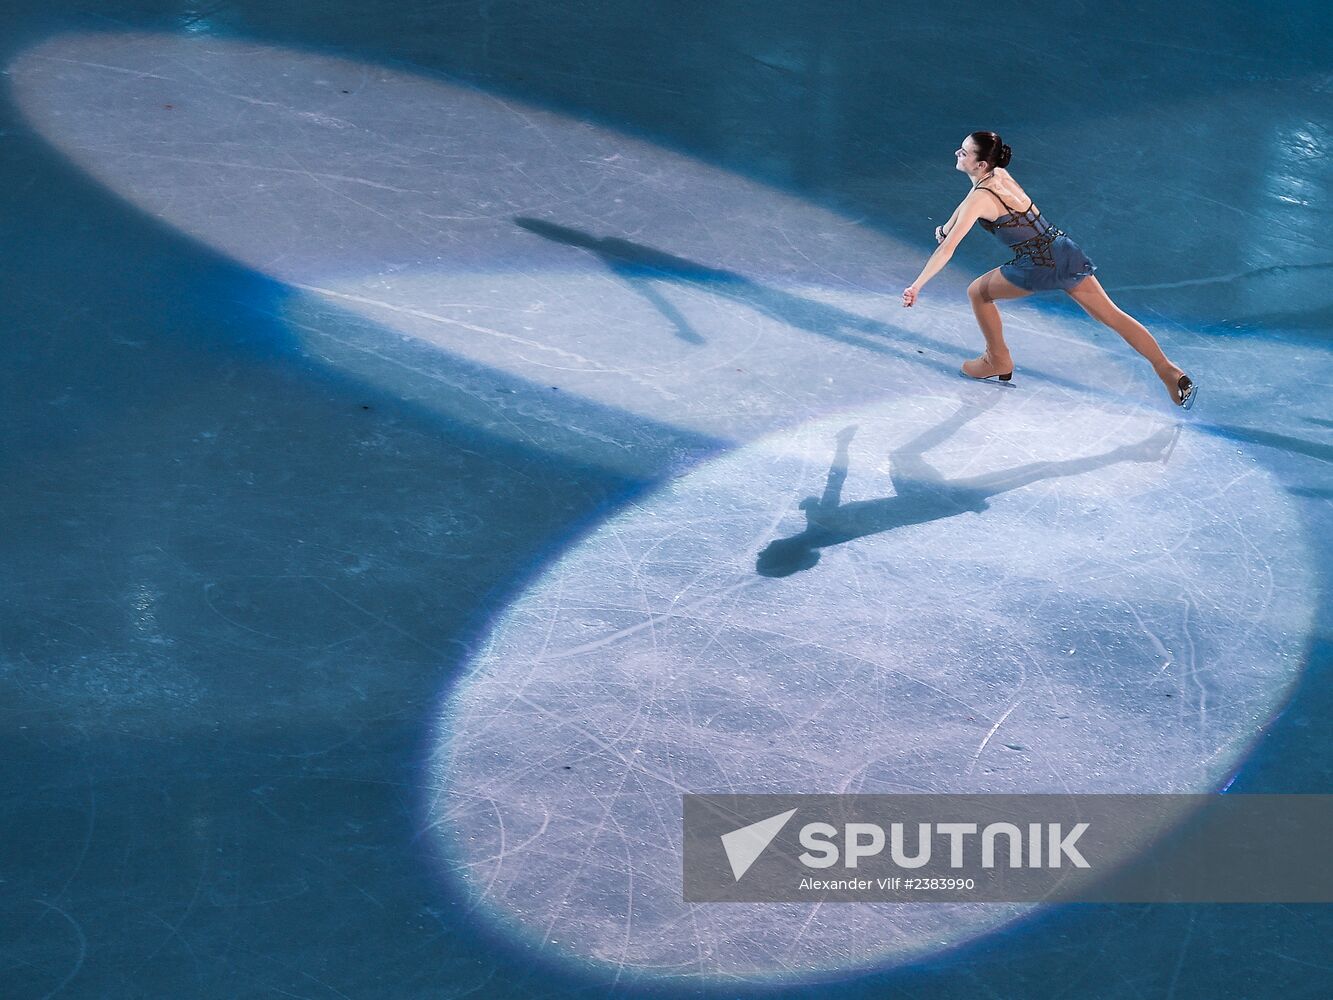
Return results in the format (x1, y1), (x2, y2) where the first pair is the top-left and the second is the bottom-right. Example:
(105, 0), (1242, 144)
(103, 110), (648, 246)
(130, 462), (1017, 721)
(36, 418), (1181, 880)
(1066, 275), (1191, 404)
(964, 268), (1032, 377)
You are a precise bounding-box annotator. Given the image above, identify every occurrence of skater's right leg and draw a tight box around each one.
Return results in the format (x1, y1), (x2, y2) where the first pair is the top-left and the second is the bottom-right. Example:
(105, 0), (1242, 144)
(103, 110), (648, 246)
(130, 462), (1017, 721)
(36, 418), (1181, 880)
(965, 268), (1030, 378)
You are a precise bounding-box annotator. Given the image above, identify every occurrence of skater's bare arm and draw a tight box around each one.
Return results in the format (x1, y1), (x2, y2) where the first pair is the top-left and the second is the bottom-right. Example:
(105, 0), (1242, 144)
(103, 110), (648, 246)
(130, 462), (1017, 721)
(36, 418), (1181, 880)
(934, 202), (964, 243)
(904, 193), (986, 305)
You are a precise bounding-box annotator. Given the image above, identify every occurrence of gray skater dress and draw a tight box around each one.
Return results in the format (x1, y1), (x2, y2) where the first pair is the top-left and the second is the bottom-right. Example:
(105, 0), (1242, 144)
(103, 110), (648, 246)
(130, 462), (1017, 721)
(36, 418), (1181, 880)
(976, 184), (1096, 291)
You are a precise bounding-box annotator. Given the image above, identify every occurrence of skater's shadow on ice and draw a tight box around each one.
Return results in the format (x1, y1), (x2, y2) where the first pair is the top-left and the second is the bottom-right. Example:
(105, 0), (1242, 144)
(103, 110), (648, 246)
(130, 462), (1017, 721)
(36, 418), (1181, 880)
(514, 216), (961, 369)
(757, 398), (1178, 577)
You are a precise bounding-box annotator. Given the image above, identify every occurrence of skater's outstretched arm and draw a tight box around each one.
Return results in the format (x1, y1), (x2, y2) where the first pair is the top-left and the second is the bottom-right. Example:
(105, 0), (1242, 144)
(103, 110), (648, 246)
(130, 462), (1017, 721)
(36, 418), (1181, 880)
(903, 189), (990, 307)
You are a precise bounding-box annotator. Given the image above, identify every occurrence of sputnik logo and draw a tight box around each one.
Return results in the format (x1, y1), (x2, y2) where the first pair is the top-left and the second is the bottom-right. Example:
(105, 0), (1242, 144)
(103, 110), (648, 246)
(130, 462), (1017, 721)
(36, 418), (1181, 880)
(720, 808), (797, 881)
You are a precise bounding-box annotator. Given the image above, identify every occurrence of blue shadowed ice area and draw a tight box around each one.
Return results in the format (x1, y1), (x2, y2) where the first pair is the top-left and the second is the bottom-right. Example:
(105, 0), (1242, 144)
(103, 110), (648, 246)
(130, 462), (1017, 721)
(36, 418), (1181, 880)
(1, 2), (1330, 998)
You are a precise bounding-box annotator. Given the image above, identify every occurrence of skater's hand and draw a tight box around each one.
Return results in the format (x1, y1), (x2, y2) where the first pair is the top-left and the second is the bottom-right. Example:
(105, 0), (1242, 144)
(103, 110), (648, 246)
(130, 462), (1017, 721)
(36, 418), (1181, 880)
(902, 285), (920, 308)
(934, 225), (947, 244)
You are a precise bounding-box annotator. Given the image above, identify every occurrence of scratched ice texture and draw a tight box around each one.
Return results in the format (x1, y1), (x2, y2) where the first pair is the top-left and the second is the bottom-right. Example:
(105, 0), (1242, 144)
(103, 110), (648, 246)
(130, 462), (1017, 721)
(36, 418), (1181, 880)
(2, 2), (1331, 998)
(17, 36), (1310, 978)
(431, 393), (1311, 981)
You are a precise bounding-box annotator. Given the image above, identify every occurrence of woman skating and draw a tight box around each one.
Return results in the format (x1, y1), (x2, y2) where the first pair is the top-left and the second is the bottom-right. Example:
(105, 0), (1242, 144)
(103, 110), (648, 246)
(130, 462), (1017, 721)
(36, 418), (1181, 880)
(902, 131), (1196, 408)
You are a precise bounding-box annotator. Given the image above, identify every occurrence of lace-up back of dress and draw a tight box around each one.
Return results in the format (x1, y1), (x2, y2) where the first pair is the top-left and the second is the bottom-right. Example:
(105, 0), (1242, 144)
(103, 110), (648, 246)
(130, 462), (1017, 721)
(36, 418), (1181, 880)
(976, 184), (1045, 234)
(975, 183), (1063, 267)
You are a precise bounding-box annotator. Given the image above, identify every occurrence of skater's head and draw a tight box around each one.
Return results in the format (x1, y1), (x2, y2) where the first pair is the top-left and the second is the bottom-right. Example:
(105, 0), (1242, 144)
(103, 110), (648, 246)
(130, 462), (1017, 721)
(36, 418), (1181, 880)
(956, 132), (1011, 176)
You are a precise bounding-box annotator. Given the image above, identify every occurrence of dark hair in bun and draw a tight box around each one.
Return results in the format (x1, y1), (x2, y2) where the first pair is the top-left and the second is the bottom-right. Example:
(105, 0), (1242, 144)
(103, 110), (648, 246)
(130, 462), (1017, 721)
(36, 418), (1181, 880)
(970, 131), (1012, 169)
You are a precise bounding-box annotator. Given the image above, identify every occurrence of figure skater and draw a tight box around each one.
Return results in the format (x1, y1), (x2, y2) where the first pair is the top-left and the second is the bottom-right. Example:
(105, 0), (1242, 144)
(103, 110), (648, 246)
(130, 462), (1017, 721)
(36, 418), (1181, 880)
(901, 131), (1196, 409)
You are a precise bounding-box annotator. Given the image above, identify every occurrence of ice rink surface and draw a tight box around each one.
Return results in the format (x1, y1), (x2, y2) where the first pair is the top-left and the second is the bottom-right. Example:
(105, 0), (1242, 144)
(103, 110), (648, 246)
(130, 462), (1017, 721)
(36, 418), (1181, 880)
(1, 2), (1330, 997)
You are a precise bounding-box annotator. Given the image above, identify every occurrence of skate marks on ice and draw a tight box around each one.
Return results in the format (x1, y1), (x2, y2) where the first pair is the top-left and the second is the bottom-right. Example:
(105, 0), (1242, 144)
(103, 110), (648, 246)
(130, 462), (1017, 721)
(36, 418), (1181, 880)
(429, 392), (1313, 984)
(11, 27), (1318, 986)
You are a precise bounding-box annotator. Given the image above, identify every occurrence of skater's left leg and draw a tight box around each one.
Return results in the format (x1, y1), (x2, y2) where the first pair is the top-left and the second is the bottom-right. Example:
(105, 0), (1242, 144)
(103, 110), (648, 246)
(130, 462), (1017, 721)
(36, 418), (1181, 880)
(1065, 275), (1193, 405)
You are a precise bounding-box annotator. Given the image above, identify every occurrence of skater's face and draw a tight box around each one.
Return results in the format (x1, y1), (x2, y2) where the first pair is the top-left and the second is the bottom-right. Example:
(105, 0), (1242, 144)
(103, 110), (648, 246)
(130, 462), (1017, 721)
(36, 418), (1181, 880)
(955, 137), (985, 174)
